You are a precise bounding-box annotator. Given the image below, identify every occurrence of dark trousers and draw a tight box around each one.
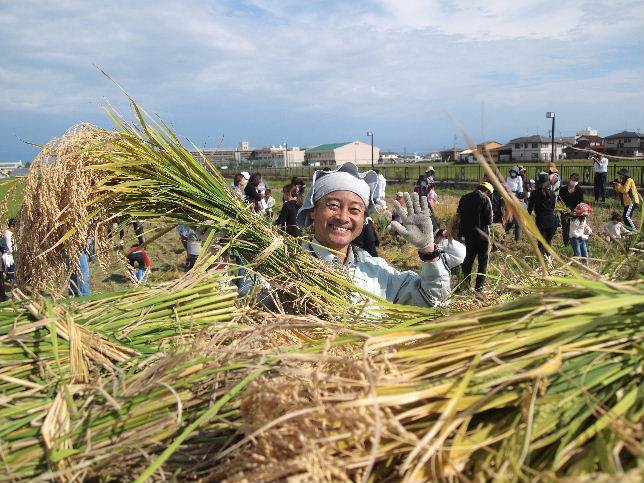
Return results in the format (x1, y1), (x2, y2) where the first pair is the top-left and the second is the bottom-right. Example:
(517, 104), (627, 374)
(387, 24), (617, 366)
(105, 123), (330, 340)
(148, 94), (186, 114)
(462, 236), (490, 291)
(0, 271), (6, 302)
(623, 203), (638, 231)
(537, 226), (557, 254)
(594, 172), (606, 202)
(561, 216), (571, 245)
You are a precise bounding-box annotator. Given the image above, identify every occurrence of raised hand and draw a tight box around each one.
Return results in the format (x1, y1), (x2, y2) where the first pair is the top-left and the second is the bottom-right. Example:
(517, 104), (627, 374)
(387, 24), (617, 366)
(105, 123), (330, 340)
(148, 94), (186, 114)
(389, 192), (434, 251)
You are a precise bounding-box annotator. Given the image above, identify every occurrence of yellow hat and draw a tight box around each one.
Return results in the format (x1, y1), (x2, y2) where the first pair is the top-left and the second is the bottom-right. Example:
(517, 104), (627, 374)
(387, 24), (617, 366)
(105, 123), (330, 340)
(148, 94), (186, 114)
(480, 182), (494, 193)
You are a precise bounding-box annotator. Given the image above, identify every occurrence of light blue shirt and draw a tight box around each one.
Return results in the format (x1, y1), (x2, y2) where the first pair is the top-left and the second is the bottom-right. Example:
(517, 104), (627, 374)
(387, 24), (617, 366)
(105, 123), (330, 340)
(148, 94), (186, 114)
(304, 239), (452, 307)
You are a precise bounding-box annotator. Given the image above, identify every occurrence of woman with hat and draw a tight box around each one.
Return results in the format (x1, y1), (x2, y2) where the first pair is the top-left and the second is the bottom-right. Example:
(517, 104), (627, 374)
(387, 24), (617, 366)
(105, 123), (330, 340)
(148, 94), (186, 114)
(528, 172), (560, 255)
(612, 168), (640, 231)
(295, 162), (452, 307)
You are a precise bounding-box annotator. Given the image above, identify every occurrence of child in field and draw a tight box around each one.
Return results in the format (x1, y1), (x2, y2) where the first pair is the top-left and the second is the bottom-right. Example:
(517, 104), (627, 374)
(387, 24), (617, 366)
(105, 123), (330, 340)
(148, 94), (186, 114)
(127, 244), (151, 282)
(604, 211), (629, 242)
(263, 188), (276, 219)
(569, 203), (593, 259)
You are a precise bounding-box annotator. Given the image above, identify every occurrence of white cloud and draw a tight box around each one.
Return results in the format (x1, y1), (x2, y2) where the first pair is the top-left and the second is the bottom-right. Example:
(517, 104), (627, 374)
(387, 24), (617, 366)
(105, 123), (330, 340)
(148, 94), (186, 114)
(0, 0), (642, 157)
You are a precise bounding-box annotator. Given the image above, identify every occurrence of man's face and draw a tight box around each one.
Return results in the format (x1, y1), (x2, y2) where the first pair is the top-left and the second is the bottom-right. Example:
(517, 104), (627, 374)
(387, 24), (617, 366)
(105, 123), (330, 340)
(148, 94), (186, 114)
(310, 191), (366, 252)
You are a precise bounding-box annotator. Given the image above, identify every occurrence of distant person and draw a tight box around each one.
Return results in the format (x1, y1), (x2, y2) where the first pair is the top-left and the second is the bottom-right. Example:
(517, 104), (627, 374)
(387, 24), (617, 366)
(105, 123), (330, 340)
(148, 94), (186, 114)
(127, 244), (151, 282)
(593, 154), (608, 202)
(612, 168), (640, 231)
(69, 239), (92, 297)
(391, 192), (405, 223)
(290, 176), (306, 196)
(457, 182), (494, 291)
(414, 167), (435, 202)
(569, 203), (593, 259)
(0, 228), (7, 300)
(504, 166), (524, 241)
(244, 172), (264, 212)
(604, 211), (629, 242)
(2, 219), (16, 282)
(177, 225), (201, 270)
(425, 166), (435, 184)
(275, 184), (302, 237)
(373, 169), (387, 200)
(373, 169), (388, 213)
(547, 163), (561, 197)
(559, 173), (584, 245)
(524, 178), (535, 206)
(528, 173), (560, 255)
(233, 173), (248, 199)
(482, 173), (503, 224)
(518, 166), (529, 203)
(263, 188), (276, 219)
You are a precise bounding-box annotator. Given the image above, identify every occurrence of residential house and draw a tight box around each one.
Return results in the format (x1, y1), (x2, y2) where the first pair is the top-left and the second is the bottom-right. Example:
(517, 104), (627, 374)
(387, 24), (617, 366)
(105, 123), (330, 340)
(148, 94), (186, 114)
(603, 131), (644, 157)
(459, 141), (504, 163)
(438, 149), (460, 163)
(509, 135), (564, 162)
(305, 141), (380, 167)
(563, 135), (604, 159)
(379, 151), (400, 163)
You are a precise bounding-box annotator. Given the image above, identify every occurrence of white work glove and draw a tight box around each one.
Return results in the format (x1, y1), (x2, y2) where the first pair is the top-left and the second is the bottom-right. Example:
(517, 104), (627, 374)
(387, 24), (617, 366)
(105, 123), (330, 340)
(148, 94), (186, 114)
(389, 192), (434, 250)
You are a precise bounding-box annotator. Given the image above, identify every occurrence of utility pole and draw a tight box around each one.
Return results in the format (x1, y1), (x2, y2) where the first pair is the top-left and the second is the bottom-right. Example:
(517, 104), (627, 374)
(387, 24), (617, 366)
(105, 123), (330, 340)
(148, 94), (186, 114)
(367, 131), (374, 168)
(546, 112), (556, 162)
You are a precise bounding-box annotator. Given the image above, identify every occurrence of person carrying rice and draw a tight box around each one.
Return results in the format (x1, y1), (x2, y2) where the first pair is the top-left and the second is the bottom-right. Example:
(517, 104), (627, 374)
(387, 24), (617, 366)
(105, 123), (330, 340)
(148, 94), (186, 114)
(292, 162), (453, 307)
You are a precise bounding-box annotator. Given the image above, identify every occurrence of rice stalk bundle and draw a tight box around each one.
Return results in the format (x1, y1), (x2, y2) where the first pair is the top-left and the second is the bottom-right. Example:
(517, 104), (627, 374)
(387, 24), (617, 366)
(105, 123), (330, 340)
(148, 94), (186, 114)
(85, 100), (435, 319)
(15, 124), (115, 295)
(212, 280), (643, 482)
(0, 309), (326, 481)
(3, 280), (638, 482)
(0, 272), (240, 479)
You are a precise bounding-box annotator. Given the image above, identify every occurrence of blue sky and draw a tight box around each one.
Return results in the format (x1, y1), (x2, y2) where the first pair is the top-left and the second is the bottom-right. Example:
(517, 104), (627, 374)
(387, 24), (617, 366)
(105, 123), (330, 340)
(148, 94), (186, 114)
(1, 0), (643, 161)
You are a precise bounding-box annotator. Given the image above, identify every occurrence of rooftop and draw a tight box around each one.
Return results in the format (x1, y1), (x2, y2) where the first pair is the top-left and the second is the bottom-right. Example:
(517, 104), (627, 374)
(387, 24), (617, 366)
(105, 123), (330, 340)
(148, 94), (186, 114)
(509, 135), (565, 144)
(306, 142), (351, 152)
(603, 131), (644, 139)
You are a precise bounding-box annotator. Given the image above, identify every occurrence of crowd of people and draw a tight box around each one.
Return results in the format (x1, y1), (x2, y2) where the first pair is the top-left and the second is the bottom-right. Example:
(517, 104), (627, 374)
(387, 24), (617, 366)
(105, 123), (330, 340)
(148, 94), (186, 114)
(1, 157), (640, 307)
(453, 158), (640, 292)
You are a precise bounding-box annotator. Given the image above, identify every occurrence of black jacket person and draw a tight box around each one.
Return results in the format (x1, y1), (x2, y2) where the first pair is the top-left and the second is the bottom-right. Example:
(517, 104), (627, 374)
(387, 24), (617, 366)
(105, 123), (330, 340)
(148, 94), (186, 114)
(457, 183), (493, 291)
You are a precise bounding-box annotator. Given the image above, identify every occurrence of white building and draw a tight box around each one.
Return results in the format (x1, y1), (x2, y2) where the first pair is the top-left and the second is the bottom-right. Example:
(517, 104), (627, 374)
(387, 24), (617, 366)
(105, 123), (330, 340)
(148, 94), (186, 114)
(379, 151), (400, 163)
(252, 145), (305, 167)
(576, 127), (599, 139)
(0, 161), (23, 177)
(509, 135), (565, 162)
(238, 140), (250, 151)
(305, 141), (380, 167)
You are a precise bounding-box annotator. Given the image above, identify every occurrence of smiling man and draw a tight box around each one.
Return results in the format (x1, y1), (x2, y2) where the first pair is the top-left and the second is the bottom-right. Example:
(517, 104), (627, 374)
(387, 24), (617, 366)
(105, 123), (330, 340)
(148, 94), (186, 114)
(295, 162), (452, 307)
